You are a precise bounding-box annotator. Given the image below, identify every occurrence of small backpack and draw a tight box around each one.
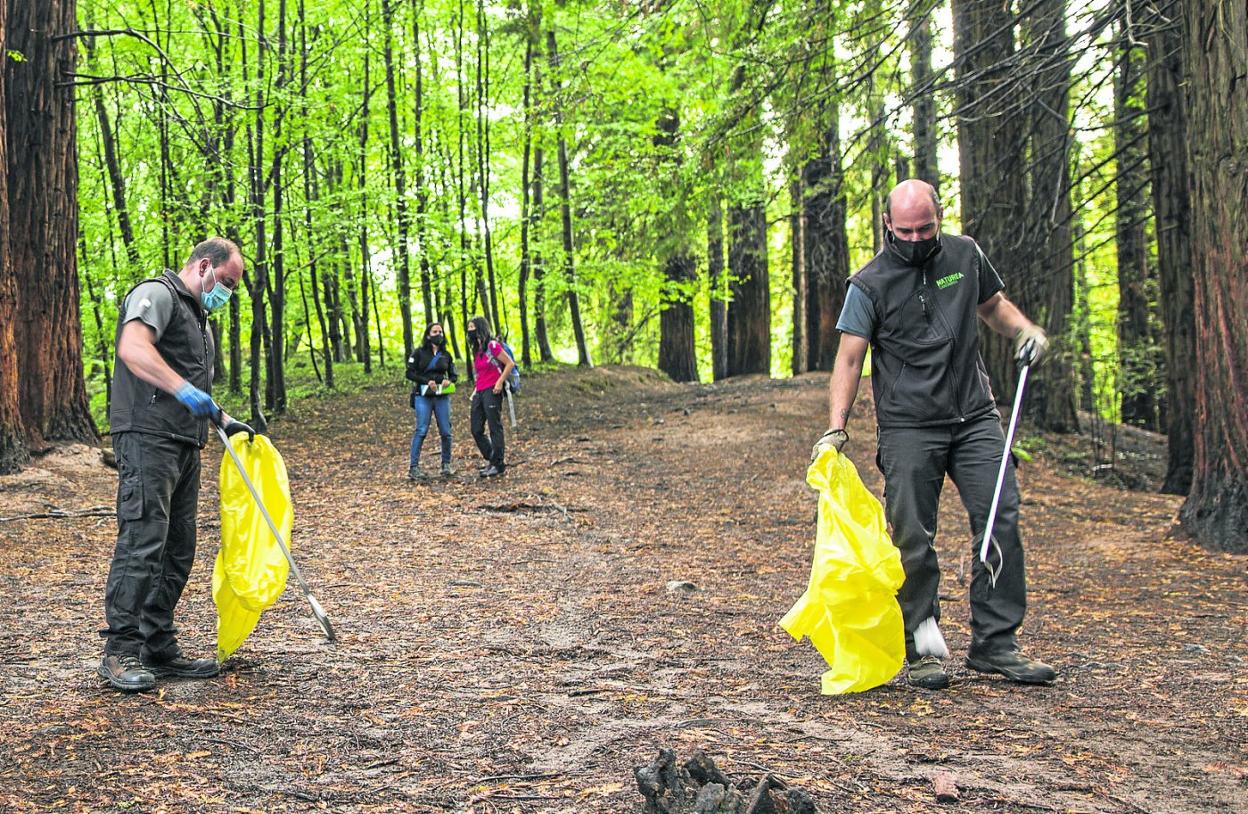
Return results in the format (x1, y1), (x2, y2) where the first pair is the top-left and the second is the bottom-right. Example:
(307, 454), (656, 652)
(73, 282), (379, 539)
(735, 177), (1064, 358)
(489, 339), (521, 394)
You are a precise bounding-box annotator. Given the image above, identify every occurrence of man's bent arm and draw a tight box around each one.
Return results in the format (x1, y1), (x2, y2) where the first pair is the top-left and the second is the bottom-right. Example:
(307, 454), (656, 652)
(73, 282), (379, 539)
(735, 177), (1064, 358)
(976, 292), (1035, 339)
(116, 321), (235, 423)
(827, 334), (870, 430)
(116, 321), (188, 395)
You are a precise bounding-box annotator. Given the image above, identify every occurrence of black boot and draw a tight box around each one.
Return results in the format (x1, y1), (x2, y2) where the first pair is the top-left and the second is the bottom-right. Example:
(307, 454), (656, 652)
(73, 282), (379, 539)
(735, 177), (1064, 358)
(143, 652), (220, 679)
(98, 653), (156, 692)
(965, 648), (1056, 684)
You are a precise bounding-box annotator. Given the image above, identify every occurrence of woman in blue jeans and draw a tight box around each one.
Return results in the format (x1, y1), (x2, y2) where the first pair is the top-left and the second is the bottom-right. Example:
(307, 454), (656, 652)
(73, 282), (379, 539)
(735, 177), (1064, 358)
(405, 323), (458, 481)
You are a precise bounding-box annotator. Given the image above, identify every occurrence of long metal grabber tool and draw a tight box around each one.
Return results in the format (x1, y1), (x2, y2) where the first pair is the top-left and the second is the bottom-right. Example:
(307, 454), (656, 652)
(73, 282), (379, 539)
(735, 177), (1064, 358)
(214, 420), (337, 642)
(978, 359), (1031, 589)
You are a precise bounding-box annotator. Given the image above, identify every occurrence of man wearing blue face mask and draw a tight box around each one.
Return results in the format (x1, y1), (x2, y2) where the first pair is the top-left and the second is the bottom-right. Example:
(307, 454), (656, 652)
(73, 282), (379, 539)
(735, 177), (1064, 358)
(98, 237), (256, 692)
(812, 180), (1054, 691)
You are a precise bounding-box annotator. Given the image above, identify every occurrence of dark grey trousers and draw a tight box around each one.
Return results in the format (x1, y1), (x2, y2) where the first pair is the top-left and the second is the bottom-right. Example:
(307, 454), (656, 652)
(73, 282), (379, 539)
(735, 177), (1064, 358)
(102, 431), (201, 660)
(876, 413), (1027, 661)
(470, 388), (506, 468)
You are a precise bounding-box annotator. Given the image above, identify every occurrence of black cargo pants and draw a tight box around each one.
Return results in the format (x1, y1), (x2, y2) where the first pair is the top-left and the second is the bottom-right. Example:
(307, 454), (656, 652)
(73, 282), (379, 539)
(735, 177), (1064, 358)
(102, 431), (201, 660)
(876, 412), (1027, 661)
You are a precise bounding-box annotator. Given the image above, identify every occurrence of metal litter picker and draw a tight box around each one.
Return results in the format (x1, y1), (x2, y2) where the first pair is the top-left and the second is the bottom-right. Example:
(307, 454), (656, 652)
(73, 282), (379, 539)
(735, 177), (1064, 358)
(214, 420), (337, 642)
(978, 350), (1035, 589)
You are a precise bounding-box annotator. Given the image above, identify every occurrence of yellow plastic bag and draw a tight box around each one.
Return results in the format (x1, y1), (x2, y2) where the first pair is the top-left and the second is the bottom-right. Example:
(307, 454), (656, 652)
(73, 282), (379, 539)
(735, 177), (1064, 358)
(214, 434), (291, 662)
(780, 448), (905, 694)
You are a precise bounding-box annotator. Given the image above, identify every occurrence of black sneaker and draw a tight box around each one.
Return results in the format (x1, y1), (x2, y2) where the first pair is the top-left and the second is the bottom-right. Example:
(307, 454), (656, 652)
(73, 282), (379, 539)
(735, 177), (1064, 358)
(143, 653), (220, 679)
(98, 653), (156, 693)
(906, 655), (950, 690)
(480, 464), (504, 478)
(965, 648), (1056, 684)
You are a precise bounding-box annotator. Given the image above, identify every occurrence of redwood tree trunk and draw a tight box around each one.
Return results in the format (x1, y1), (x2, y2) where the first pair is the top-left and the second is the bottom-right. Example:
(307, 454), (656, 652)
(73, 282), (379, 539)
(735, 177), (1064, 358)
(803, 112), (849, 372)
(1021, 0), (1079, 432)
(909, 0), (938, 192)
(953, 0), (1028, 403)
(707, 197), (727, 381)
(654, 109), (698, 382)
(0, 0), (27, 472)
(5, 0), (96, 447)
(1114, 27), (1159, 431)
(1179, 0), (1248, 553)
(1146, 0), (1195, 495)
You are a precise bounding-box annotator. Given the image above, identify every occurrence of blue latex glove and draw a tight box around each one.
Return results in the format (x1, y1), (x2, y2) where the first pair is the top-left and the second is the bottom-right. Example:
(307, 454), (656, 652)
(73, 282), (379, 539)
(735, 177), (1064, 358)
(175, 383), (220, 420)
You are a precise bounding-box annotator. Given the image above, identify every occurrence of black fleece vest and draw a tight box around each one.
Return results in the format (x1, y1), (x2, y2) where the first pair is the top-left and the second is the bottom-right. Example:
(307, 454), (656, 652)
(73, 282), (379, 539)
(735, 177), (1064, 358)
(108, 271), (215, 447)
(848, 234), (1001, 428)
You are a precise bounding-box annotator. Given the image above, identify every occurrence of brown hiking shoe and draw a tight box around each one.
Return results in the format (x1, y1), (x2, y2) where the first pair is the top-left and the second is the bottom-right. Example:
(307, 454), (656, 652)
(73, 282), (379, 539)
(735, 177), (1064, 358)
(98, 653), (156, 693)
(143, 653), (220, 679)
(906, 655), (950, 690)
(965, 649), (1056, 684)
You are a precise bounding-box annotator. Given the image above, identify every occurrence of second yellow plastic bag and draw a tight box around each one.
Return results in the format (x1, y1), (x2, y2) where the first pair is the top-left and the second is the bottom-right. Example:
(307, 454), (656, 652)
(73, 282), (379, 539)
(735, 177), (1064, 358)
(214, 433), (292, 662)
(780, 448), (905, 694)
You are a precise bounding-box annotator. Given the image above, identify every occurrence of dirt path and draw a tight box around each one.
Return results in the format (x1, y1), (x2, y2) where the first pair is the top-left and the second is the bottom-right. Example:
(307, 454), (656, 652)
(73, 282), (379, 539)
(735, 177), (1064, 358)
(1, 367), (1245, 813)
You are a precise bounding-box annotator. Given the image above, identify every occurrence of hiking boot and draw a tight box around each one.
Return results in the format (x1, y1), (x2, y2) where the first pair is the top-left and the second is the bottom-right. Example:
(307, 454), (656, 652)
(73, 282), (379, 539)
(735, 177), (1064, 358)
(408, 465), (428, 482)
(440, 462), (454, 477)
(965, 648), (1056, 684)
(98, 653), (156, 693)
(480, 464), (503, 478)
(906, 655), (950, 690)
(143, 652), (220, 679)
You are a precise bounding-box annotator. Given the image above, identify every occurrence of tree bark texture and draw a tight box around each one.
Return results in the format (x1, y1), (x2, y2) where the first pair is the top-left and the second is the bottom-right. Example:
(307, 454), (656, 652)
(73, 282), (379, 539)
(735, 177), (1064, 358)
(5, 0), (96, 447)
(790, 178), (807, 376)
(953, 0), (1029, 404)
(802, 113), (850, 373)
(1020, 0), (1079, 432)
(726, 198), (771, 377)
(1114, 32), (1160, 431)
(0, 0), (28, 472)
(707, 197), (727, 381)
(909, 0), (938, 194)
(655, 110), (698, 382)
(1179, 0), (1248, 553)
(1145, 0), (1195, 494)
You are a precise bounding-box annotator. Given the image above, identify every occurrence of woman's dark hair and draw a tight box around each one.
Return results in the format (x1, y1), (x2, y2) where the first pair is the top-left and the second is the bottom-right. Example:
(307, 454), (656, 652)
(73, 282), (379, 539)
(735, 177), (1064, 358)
(421, 322), (444, 351)
(467, 316), (492, 351)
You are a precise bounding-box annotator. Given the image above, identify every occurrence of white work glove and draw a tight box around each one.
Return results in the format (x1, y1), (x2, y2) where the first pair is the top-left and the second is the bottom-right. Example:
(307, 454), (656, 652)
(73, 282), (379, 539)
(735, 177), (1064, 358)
(811, 429), (849, 462)
(1014, 324), (1049, 367)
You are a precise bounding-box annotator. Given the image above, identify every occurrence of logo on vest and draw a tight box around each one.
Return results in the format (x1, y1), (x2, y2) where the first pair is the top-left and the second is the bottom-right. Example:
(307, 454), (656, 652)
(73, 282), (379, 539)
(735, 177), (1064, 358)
(935, 271), (964, 290)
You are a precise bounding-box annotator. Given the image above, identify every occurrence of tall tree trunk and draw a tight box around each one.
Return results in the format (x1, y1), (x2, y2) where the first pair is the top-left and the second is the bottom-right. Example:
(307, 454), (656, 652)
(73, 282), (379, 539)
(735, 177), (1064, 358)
(654, 110), (698, 382)
(477, 0), (499, 330)
(1145, 0), (1195, 495)
(246, 0), (270, 427)
(909, 0), (938, 193)
(301, 0), (333, 389)
(0, 0), (26, 472)
(953, 0), (1028, 402)
(5, 0), (96, 447)
(707, 196), (727, 381)
(356, 0), (374, 372)
(518, 13), (536, 366)
(726, 198), (770, 377)
(532, 143), (554, 363)
(790, 178), (807, 377)
(383, 0), (414, 357)
(803, 109), (849, 373)
(412, 0), (434, 327)
(547, 29), (591, 367)
(1114, 26), (1158, 430)
(1179, 0), (1248, 553)
(268, 0), (290, 414)
(1021, 0), (1079, 432)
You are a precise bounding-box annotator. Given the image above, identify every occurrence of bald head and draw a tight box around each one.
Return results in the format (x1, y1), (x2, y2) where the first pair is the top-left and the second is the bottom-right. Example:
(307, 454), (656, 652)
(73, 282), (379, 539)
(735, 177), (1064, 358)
(883, 179), (941, 242)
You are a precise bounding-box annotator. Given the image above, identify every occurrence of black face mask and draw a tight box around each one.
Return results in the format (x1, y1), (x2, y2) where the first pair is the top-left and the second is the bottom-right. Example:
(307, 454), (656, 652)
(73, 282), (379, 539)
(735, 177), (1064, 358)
(887, 230), (941, 267)
(467, 331), (478, 347)
(430, 335), (446, 347)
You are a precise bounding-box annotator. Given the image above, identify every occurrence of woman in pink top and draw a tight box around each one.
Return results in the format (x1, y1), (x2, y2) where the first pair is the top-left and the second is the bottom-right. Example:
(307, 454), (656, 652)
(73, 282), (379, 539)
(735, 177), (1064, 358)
(466, 316), (514, 477)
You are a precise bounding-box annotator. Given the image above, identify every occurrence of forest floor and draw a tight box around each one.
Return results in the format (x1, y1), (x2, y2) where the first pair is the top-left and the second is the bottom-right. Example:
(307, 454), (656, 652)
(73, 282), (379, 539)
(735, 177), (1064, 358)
(1, 366), (1245, 814)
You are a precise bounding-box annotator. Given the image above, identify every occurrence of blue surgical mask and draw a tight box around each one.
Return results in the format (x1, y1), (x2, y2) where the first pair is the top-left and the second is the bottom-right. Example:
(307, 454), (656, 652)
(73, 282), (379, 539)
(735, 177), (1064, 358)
(200, 266), (233, 312)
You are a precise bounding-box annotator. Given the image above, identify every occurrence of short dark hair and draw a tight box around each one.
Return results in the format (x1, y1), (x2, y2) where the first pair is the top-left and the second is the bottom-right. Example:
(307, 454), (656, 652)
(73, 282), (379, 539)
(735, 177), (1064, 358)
(188, 237), (240, 268)
(884, 183), (941, 218)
